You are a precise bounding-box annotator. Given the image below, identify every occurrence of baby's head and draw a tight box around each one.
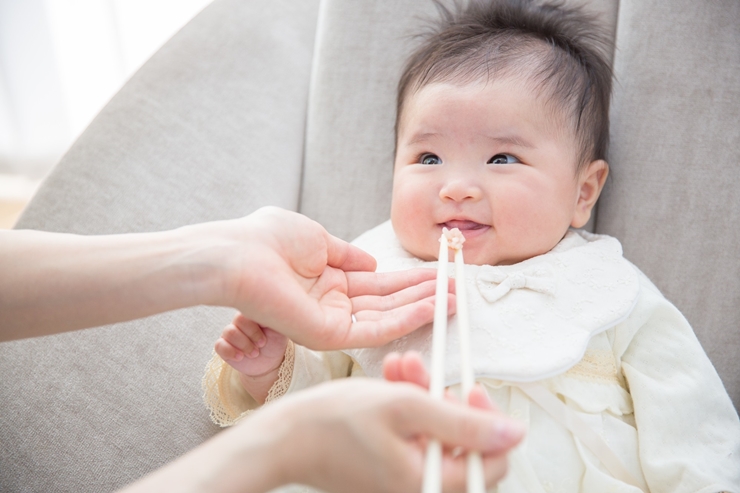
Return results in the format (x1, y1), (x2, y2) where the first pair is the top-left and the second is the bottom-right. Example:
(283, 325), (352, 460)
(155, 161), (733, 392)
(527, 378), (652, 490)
(390, 0), (613, 265)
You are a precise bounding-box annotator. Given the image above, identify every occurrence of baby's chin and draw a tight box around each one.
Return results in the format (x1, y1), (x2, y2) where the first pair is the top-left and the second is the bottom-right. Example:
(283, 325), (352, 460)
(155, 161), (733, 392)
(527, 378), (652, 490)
(452, 248), (499, 266)
(399, 239), (498, 266)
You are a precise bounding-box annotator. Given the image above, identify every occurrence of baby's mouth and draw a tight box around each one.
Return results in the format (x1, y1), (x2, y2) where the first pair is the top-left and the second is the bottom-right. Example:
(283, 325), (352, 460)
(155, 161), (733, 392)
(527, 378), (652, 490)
(440, 220), (488, 231)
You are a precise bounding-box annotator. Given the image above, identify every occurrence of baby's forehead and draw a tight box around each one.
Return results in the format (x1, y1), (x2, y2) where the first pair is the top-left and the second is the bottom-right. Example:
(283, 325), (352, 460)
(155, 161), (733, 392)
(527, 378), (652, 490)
(399, 76), (578, 143)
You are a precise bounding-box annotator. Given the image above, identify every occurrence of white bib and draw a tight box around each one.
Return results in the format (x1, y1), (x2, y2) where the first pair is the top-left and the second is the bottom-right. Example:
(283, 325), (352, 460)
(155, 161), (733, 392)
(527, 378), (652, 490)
(344, 221), (640, 385)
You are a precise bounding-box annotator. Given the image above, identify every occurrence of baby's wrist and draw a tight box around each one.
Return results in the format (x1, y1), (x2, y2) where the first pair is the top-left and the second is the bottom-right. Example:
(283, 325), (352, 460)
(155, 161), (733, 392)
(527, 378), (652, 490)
(237, 340), (295, 405)
(240, 359), (284, 380)
(237, 344), (290, 405)
(238, 365), (282, 405)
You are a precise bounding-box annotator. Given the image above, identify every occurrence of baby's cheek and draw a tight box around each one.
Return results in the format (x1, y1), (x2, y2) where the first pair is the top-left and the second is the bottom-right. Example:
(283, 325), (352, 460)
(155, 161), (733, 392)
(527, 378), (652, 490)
(400, 227), (438, 262)
(390, 213), (413, 247)
(391, 183), (438, 260)
(391, 216), (423, 259)
(390, 191), (415, 233)
(402, 237), (431, 261)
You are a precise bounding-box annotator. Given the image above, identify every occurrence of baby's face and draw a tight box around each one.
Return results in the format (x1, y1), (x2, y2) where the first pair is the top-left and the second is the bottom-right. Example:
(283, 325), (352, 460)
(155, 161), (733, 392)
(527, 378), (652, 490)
(391, 79), (593, 266)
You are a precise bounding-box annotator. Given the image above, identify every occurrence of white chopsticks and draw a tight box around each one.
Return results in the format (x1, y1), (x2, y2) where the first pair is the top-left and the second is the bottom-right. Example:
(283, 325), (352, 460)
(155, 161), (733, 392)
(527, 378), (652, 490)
(422, 228), (485, 493)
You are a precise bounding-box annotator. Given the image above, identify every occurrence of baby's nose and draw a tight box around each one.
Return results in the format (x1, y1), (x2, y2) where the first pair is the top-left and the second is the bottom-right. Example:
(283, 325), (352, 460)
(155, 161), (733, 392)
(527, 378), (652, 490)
(439, 179), (483, 202)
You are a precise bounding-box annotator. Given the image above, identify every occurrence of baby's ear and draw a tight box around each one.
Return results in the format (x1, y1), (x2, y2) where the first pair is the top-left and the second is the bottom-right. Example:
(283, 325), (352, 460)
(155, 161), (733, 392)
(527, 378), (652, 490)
(571, 160), (609, 228)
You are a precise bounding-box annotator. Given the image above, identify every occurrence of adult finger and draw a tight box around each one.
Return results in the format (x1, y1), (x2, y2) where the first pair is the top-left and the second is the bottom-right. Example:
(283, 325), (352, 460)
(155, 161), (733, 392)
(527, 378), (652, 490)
(383, 352), (403, 382)
(353, 292), (455, 327)
(383, 351), (431, 389)
(468, 384), (499, 412)
(350, 279), (438, 313)
(398, 392), (525, 456)
(345, 296), (450, 348)
(346, 269), (444, 297)
(348, 293), (457, 347)
(398, 351), (430, 389)
(324, 232), (377, 272)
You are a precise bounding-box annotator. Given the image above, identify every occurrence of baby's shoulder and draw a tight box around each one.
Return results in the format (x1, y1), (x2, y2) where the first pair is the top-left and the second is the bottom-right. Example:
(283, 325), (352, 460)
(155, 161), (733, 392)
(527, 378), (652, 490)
(563, 229), (666, 300)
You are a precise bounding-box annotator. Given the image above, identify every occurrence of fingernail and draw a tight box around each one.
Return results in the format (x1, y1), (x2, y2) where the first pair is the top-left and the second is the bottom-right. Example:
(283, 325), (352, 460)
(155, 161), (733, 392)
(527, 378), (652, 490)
(256, 337), (266, 348)
(246, 348), (260, 359)
(492, 420), (526, 446)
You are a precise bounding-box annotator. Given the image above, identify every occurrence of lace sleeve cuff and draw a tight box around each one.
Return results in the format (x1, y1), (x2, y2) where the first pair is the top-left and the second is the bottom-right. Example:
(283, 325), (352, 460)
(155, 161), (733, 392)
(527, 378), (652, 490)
(201, 341), (296, 427)
(265, 339), (295, 403)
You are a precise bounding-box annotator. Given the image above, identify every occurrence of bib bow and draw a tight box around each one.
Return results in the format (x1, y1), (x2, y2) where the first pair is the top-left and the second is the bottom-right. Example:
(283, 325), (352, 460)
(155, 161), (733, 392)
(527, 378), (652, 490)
(477, 264), (556, 303)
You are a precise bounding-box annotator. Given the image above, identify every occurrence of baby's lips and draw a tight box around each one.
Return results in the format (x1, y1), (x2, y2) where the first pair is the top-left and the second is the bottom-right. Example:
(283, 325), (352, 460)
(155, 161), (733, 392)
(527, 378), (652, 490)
(441, 219), (485, 231)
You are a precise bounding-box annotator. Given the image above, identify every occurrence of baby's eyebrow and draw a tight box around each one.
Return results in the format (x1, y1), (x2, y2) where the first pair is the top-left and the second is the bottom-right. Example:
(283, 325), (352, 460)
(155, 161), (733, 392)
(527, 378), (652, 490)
(405, 131), (536, 149)
(406, 132), (440, 146)
(483, 135), (535, 149)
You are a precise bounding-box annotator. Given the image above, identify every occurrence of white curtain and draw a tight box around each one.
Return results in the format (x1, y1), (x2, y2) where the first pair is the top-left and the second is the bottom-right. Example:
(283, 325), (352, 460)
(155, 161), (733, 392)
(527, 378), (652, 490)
(0, 0), (213, 195)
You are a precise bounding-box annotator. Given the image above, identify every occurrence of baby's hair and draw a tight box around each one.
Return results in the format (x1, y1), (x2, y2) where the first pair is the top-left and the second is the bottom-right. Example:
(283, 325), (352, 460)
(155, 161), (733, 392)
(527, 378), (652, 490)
(396, 0), (614, 171)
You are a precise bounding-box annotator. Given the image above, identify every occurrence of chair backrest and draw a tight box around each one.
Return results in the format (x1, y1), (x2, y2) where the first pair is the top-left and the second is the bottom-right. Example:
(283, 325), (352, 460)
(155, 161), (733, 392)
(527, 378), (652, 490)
(1, 1), (737, 492)
(596, 0), (740, 409)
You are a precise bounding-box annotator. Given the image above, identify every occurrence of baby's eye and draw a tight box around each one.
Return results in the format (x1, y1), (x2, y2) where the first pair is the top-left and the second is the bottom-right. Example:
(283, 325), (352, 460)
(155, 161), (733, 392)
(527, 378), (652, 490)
(487, 154), (520, 165)
(419, 153), (442, 165)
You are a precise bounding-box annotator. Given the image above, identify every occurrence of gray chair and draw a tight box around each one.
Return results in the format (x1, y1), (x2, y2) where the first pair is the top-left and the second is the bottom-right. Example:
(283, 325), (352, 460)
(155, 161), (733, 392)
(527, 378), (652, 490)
(1, 0), (737, 491)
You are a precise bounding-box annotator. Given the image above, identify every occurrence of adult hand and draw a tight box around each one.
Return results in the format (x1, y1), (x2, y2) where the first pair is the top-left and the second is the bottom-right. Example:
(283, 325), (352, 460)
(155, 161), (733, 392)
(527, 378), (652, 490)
(384, 351), (517, 485)
(208, 206), (453, 349)
(122, 378), (524, 493)
(1, 206), (452, 346)
(270, 379), (522, 493)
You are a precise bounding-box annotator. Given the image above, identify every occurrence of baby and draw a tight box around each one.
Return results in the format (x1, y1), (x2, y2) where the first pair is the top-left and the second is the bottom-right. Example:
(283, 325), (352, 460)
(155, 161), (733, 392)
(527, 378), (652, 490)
(203, 0), (740, 491)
